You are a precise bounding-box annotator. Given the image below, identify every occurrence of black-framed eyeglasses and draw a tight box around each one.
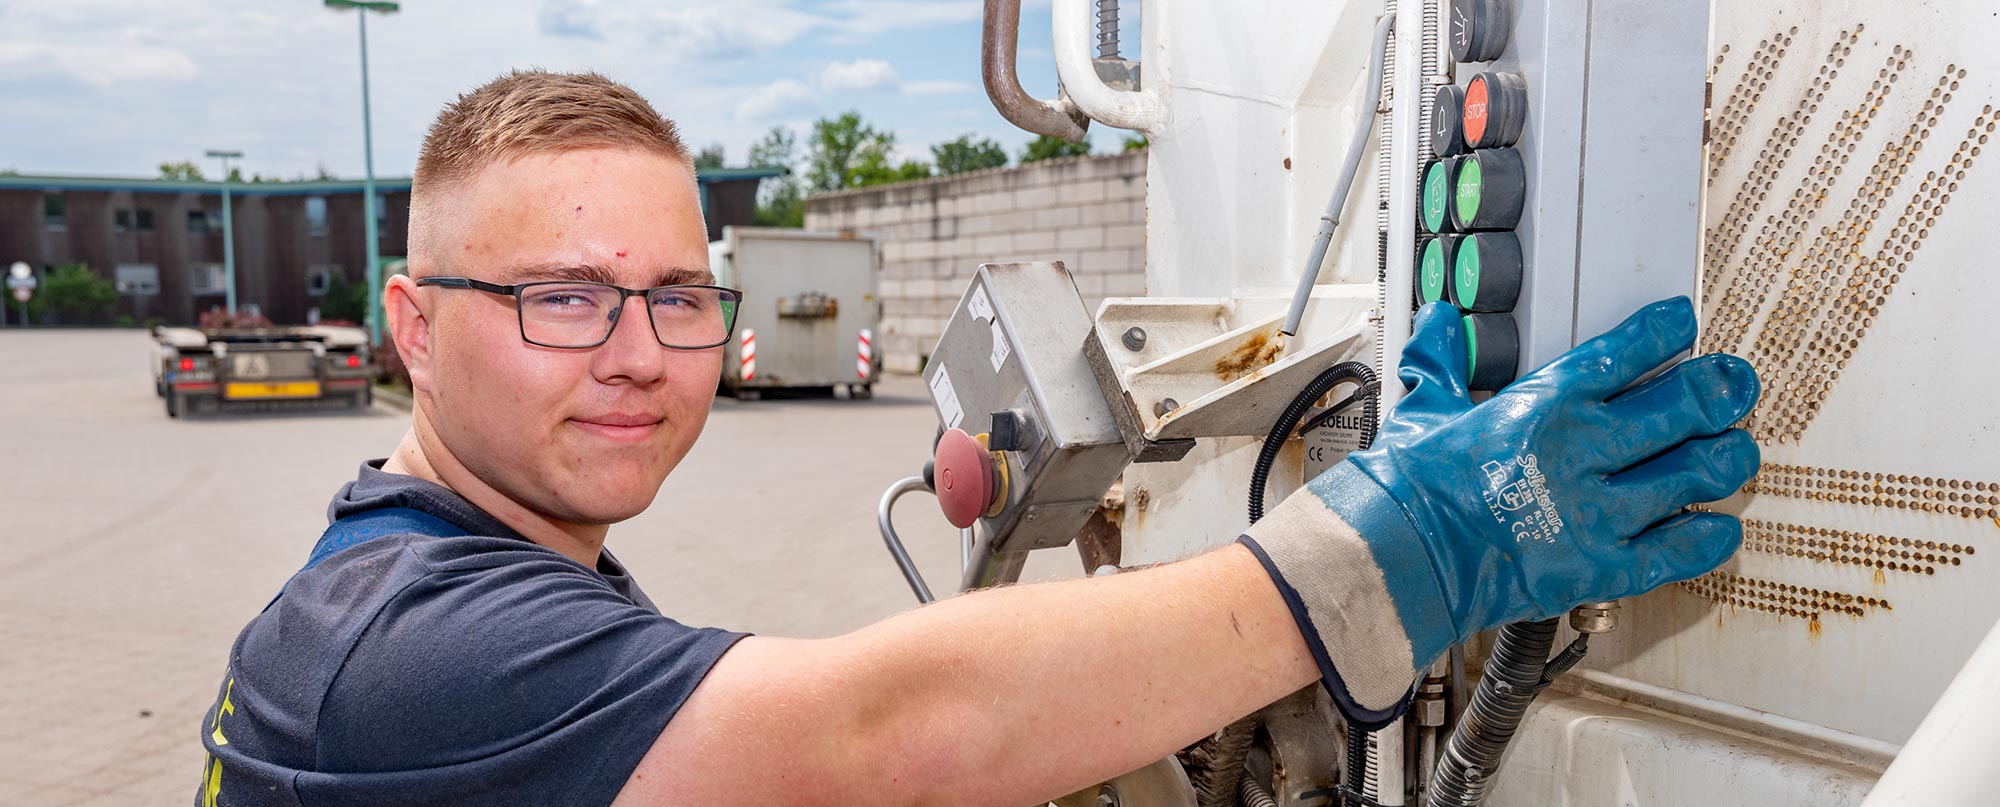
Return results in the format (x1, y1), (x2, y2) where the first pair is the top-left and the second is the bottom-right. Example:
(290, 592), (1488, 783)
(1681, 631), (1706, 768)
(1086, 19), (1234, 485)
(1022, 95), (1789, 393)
(416, 277), (743, 350)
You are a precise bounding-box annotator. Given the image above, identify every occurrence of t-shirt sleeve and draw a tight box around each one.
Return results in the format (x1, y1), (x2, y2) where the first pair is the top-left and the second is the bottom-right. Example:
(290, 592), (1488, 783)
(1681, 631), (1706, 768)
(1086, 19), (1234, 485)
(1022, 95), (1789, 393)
(300, 545), (745, 806)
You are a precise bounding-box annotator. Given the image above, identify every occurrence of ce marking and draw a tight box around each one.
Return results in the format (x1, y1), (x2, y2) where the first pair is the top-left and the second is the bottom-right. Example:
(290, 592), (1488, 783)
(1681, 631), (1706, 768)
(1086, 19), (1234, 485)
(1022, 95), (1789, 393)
(1306, 446), (1329, 465)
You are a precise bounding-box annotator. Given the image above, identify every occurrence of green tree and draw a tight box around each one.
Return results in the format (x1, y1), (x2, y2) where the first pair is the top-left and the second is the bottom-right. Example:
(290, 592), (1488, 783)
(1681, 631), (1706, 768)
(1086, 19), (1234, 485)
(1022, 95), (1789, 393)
(694, 143), (726, 170)
(320, 272), (370, 324)
(40, 264), (117, 323)
(932, 134), (1009, 175)
(1122, 134), (1150, 152)
(1020, 134), (1092, 163)
(748, 126), (804, 227)
(807, 111), (897, 192)
(315, 163), (337, 180)
(159, 161), (205, 181)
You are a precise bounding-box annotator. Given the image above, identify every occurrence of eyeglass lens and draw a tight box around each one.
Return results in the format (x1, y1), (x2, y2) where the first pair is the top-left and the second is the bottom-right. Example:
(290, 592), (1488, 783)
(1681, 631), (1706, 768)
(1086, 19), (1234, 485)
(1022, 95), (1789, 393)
(518, 283), (737, 348)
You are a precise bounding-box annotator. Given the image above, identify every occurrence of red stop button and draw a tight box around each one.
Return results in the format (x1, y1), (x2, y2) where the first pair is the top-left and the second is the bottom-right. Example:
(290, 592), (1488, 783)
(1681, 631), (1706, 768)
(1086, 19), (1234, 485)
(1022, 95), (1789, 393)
(1463, 77), (1491, 146)
(934, 428), (997, 528)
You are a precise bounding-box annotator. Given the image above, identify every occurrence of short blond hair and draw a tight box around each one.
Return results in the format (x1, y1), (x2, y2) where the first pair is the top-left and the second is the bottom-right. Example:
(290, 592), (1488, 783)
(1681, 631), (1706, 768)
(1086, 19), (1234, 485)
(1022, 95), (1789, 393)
(409, 70), (692, 264)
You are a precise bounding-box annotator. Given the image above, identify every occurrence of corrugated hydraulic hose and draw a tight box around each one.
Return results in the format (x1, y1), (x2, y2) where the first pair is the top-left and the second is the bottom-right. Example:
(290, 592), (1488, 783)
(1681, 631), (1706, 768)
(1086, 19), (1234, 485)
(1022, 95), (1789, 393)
(1424, 619), (1561, 807)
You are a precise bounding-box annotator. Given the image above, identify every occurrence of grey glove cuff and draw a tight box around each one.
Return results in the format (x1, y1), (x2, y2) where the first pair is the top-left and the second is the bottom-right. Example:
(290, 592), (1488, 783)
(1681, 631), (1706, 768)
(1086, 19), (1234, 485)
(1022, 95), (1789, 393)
(1240, 485), (1423, 729)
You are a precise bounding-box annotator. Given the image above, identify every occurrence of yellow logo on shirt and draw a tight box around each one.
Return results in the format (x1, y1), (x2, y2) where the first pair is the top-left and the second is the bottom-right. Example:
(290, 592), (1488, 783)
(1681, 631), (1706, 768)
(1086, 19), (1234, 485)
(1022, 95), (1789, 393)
(201, 676), (235, 807)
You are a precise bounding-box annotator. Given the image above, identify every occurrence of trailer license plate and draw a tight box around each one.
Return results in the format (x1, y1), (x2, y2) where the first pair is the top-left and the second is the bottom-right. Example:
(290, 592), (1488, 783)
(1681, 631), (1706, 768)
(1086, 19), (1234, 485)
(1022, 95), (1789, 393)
(225, 381), (322, 399)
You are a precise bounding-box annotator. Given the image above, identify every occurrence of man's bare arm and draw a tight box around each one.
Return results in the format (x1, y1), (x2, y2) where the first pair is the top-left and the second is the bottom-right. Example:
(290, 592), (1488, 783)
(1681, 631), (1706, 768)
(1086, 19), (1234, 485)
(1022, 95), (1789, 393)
(614, 542), (1317, 807)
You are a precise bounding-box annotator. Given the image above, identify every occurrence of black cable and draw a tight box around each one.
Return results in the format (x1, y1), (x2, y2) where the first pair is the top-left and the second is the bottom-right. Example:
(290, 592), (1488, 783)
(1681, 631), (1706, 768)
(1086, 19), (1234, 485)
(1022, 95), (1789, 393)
(1298, 379), (1383, 436)
(1247, 361), (1378, 524)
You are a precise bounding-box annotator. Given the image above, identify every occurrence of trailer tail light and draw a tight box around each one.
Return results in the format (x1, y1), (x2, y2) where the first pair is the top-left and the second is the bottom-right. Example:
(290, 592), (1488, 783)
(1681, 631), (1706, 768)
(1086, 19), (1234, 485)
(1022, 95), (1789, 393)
(179, 357), (195, 372)
(345, 355), (362, 369)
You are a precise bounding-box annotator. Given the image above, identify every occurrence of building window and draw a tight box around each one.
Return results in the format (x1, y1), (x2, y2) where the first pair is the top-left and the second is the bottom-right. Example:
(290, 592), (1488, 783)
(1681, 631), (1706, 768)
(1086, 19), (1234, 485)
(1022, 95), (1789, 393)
(44, 194), (65, 230)
(188, 210), (211, 234)
(306, 196), (329, 236)
(190, 263), (227, 296)
(113, 209), (153, 232)
(307, 264), (338, 297)
(115, 264), (160, 296)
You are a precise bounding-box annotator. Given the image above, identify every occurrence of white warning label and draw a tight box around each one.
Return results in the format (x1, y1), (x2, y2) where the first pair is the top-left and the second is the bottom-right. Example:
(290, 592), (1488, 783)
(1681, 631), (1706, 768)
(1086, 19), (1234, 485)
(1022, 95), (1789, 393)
(930, 367), (965, 430)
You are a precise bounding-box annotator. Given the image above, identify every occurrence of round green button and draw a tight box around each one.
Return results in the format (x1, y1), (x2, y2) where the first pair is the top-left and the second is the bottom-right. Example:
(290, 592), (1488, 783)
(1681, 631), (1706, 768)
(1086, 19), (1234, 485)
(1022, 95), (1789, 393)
(1455, 235), (1483, 308)
(1421, 239), (1449, 304)
(1455, 156), (1484, 225)
(1423, 161), (1452, 234)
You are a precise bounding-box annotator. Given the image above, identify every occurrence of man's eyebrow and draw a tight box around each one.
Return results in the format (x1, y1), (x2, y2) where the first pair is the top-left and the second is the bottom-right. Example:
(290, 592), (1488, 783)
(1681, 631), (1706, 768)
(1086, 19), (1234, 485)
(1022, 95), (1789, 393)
(493, 264), (714, 286)
(496, 263), (619, 284)
(654, 266), (716, 286)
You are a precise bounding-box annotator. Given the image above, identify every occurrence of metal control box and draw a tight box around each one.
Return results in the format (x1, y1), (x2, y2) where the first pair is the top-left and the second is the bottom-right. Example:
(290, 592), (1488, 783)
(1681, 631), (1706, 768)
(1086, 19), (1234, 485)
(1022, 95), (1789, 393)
(923, 263), (1128, 554)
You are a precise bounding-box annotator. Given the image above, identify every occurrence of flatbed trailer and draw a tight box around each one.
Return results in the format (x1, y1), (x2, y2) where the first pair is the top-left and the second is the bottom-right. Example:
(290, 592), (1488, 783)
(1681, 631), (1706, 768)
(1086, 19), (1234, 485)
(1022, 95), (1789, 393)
(152, 326), (373, 417)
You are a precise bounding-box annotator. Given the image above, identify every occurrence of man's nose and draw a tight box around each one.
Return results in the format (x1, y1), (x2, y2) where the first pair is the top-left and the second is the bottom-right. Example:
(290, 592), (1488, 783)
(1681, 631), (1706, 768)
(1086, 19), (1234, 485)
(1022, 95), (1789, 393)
(590, 295), (668, 384)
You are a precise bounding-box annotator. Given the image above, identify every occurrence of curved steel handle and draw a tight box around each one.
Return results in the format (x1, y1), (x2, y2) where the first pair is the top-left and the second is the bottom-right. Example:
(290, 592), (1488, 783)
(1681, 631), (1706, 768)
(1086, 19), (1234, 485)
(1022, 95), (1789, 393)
(984, 0), (1090, 142)
(878, 476), (938, 604)
(1052, 0), (1164, 131)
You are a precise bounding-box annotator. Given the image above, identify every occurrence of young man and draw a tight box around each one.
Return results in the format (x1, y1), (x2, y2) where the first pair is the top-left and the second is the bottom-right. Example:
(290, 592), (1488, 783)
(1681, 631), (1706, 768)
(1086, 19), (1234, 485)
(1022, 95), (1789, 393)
(199, 70), (1761, 807)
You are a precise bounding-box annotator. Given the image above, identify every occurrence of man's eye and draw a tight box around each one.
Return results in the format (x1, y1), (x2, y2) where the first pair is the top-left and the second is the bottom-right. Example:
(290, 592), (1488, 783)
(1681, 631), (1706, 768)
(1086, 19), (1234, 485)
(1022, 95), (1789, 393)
(528, 290), (603, 309)
(652, 292), (704, 310)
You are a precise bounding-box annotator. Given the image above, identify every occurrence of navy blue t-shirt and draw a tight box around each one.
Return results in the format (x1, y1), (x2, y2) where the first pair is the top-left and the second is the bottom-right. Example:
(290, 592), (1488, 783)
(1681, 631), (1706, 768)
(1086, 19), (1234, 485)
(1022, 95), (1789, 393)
(196, 462), (745, 806)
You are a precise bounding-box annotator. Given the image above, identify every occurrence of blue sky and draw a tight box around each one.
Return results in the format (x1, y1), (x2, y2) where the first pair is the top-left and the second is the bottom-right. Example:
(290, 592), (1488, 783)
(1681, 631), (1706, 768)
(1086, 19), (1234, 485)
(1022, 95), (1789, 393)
(0, 0), (1135, 180)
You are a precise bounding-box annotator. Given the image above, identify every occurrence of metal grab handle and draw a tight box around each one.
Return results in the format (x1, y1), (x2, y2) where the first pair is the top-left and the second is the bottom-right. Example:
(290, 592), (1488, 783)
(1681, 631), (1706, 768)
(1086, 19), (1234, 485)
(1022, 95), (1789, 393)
(878, 476), (938, 604)
(1051, 0), (1165, 131)
(984, 0), (1091, 142)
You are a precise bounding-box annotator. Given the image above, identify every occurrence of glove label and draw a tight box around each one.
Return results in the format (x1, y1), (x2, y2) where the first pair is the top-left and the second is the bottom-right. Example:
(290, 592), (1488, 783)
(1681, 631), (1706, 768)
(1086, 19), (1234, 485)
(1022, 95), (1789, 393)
(1480, 454), (1566, 543)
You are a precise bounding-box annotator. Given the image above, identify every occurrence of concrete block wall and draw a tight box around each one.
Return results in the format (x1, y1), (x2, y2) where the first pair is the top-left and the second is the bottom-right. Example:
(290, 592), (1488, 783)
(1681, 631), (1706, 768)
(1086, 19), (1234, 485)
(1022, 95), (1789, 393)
(803, 150), (1147, 374)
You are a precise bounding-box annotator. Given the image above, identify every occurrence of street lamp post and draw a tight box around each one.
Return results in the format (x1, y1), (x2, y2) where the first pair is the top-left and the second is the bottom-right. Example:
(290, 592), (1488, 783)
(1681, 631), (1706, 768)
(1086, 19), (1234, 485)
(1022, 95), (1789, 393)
(204, 149), (244, 317)
(326, 0), (399, 347)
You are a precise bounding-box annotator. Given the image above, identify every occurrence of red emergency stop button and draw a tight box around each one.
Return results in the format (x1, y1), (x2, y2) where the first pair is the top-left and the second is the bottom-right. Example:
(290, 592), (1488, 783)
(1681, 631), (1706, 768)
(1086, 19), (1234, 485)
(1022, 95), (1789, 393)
(934, 428), (998, 528)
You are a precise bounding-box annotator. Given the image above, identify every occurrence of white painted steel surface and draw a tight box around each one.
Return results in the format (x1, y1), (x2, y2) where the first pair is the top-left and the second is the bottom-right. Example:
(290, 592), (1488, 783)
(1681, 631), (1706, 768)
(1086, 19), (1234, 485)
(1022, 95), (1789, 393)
(1021, 0), (1998, 802)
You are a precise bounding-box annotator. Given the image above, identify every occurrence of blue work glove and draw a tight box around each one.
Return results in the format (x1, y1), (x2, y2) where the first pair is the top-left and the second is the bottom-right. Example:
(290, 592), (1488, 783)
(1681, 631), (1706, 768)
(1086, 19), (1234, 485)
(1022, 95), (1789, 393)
(1240, 298), (1759, 729)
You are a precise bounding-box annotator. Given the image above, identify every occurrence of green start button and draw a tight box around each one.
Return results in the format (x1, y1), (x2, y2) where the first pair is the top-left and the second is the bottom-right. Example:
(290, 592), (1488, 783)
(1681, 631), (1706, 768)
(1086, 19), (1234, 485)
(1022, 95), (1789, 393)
(1451, 147), (1526, 231)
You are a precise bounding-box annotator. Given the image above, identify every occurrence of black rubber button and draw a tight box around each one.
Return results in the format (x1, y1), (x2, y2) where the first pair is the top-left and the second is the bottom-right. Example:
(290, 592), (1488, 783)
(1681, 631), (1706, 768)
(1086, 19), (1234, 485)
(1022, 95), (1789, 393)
(1431, 84), (1467, 159)
(1464, 313), (1520, 391)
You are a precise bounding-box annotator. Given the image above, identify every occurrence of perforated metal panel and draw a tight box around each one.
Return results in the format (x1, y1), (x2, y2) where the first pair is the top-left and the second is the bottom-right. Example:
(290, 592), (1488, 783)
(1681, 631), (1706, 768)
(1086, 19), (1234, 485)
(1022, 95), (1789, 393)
(1588, 0), (2000, 749)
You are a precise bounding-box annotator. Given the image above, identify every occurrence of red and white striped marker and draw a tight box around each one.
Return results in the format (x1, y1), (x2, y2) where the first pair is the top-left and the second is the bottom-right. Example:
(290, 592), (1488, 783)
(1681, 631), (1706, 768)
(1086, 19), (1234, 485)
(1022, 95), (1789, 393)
(740, 328), (757, 382)
(856, 328), (873, 380)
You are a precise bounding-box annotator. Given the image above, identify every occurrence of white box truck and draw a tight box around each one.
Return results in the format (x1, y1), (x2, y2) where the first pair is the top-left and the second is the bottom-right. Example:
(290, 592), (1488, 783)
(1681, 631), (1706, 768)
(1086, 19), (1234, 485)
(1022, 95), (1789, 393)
(709, 226), (880, 400)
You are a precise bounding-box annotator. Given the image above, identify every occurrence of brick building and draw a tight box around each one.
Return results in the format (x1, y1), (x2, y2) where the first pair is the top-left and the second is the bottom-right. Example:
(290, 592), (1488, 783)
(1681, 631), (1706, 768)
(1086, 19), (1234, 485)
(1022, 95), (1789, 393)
(803, 150), (1147, 374)
(0, 168), (779, 326)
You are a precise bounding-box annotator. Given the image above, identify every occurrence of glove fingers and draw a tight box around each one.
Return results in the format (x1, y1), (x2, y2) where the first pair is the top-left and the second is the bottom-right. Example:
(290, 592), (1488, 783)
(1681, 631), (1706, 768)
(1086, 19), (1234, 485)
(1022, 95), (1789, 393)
(1601, 354), (1762, 469)
(1605, 511), (1744, 599)
(1376, 302), (1477, 445)
(1533, 296), (1698, 401)
(1599, 429), (1761, 539)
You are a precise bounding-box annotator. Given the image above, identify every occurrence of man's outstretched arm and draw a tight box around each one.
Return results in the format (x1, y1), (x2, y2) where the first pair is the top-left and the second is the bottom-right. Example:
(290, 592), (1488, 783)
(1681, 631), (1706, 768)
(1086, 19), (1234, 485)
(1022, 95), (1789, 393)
(622, 542), (1313, 807)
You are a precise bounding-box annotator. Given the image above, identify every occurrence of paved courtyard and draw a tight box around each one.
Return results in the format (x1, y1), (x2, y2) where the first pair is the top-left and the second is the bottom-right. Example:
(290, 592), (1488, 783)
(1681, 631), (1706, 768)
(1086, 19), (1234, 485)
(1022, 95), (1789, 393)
(0, 329), (1082, 805)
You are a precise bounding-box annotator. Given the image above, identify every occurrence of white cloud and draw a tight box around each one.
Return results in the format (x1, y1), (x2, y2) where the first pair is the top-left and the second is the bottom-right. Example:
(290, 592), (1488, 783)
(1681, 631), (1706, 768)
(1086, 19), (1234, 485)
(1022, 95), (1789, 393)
(820, 59), (900, 92)
(822, 1), (983, 36)
(0, 40), (196, 87)
(734, 79), (817, 122)
(904, 79), (974, 95)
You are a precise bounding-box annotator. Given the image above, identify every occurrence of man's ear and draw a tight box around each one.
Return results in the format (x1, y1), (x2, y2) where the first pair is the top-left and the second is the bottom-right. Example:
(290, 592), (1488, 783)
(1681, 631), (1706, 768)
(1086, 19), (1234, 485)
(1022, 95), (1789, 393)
(384, 274), (434, 394)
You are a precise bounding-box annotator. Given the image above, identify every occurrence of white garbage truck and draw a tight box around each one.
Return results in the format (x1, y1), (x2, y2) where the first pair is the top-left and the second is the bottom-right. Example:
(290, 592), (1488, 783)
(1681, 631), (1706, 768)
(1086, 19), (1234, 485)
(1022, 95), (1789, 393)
(876, 0), (2000, 805)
